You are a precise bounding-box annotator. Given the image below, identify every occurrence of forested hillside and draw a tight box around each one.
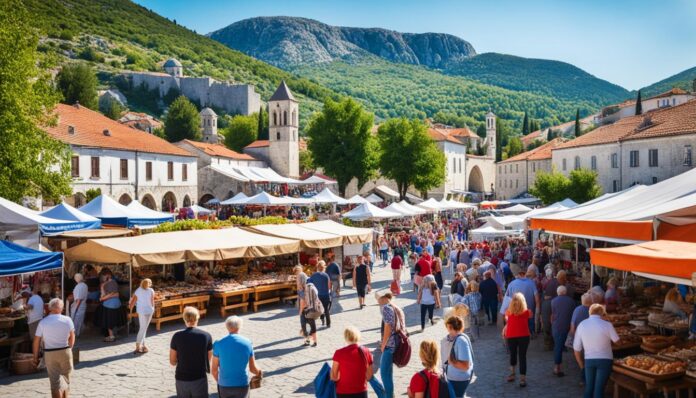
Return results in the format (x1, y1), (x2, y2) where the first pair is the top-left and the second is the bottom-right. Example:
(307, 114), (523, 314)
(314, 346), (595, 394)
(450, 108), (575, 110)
(641, 66), (696, 97)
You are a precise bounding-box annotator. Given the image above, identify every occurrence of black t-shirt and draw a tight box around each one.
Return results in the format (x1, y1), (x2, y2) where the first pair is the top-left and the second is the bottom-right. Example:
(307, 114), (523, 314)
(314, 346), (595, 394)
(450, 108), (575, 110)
(355, 264), (369, 287)
(170, 327), (213, 381)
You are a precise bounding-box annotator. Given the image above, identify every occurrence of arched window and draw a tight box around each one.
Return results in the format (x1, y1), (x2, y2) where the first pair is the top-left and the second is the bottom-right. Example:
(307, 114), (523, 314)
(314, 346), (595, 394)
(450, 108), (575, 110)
(292, 110), (297, 126)
(283, 111), (288, 125)
(276, 132), (280, 140)
(273, 112), (277, 126)
(574, 156), (581, 170)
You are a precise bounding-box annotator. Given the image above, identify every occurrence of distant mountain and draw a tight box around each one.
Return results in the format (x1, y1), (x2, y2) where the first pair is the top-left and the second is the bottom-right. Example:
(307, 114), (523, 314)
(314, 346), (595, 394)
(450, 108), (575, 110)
(446, 53), (630, 105)
(641, 66), (696, 97)
(208, 16), (476, 69)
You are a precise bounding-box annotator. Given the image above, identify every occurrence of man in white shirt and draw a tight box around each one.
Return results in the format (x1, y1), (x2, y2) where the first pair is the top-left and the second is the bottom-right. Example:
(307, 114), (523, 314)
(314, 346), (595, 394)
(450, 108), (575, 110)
(22, 290), (44, 340)
(71, 273), (88, 336)
(573, 304), (619, 398)
(33, 298), (75, 398)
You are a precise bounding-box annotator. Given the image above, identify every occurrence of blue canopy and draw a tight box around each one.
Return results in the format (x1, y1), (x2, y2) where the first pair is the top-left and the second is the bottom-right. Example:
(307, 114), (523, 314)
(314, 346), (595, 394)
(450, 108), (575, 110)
(79, 195), (173, 228)
(40, 202), (102, 230)
(0, 240), (63, 277)
(0, 197), (96, 236)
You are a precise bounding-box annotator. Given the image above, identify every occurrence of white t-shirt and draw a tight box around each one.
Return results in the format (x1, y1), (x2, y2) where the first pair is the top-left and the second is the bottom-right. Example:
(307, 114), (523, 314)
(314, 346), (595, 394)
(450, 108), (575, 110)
(36, 314), (74, 349)
(134, 287), (155, 315)
(27, 294), (45, 324)
(73, 282), (88, 301)
(573, 315), (619, 360)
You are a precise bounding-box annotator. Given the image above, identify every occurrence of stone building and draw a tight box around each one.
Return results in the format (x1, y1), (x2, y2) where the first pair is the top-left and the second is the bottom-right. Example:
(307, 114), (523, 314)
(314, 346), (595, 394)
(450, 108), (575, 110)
(199, 107), (220, 143)
(244, 81), (300, 178)
(552, 99), (696, 194)
(46, 103), (198, 211)
(520, 116), (594, 150)
(118, 111), (162, 134)
(128, 58), (262, 116)
(496, 138), (567, 200)
(595, 88), (695, 126)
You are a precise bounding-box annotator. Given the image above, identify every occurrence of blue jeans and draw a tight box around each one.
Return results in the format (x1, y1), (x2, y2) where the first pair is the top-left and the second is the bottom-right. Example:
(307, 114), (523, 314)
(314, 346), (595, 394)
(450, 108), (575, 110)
(553, 330), (568, 365)
(380, 347), (394, 398)
(449, 380), (470, 398)
(584, 358), (612, 398)
(380, 250), (388, 262)
(481, 298), (498, 323)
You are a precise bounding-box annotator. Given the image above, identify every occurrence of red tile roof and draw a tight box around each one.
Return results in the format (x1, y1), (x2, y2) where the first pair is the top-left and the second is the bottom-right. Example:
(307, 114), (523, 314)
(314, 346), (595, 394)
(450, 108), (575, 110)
(556, 99), (696, 149)
(181, 139), (256, 160)
(648, 87), (689, 100)
(500, 138), (566, 163)
(46, 103), (194, 157)
(448, 126), (479, 139)
(245, 140), (269, 148)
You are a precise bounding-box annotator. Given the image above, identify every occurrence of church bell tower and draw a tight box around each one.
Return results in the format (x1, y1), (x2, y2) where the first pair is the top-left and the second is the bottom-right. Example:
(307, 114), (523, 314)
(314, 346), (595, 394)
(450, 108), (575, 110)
(268, 81), (299, 178)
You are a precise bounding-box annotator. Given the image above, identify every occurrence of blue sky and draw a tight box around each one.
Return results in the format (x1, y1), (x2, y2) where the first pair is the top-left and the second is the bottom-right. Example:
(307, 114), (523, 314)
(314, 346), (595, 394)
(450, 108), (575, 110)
(134, 0), (696, 90)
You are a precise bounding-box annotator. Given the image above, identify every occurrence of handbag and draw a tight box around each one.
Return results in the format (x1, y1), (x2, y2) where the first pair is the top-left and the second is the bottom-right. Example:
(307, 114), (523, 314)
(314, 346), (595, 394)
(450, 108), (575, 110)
(313, 363), (337, 398)
(249, 370), (263, 389)
(390, 305), (412, 368)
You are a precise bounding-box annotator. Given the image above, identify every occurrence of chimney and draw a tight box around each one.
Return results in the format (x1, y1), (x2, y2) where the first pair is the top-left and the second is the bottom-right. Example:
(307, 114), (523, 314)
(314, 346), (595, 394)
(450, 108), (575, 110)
(73, 101), (80, 109)
(67, 125), (75, 135)
(103, 129), (111, 136)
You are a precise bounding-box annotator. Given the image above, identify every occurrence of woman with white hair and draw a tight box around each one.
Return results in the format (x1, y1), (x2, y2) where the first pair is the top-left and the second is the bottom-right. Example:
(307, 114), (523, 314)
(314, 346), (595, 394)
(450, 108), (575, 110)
(417, 274), (441, 331)
(129, 278), (155, 354)
(71, 273), (88, 336)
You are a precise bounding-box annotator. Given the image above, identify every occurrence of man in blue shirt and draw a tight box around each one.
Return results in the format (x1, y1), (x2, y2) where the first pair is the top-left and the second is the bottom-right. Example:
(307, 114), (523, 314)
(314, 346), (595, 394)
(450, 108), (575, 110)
(308, 262), (332, 328)
(212, 316), (261, 398)
(505, 270), (540, 336)
(325, 256), (342, 299)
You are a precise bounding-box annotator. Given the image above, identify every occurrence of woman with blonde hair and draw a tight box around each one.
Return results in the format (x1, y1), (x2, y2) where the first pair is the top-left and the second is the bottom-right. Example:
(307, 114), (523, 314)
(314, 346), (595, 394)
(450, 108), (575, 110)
(129, 278), (155, 354)
(294, 265), (308, 337)
(663, 287), (687, 318)
(417, 275), (441, 331)
(503, 292), (532, 387)
(330, 326), (373, 398)
(407, 339), (449, 398)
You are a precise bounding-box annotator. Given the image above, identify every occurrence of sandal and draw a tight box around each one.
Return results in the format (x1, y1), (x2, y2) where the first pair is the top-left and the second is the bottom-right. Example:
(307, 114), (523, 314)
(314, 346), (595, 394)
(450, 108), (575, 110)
(507, 374), (515, 382)
(103, 336), (115, 342)
(520, 380), (527, 388)
(141, 347), (149, 354)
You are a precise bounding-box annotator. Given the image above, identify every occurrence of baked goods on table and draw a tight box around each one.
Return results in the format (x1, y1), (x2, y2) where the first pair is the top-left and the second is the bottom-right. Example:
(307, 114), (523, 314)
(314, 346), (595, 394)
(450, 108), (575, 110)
(605, 313), (631, 324)
(641, 335), (681, 349)
(619, 355), (686, 375)
(659, 346), (696, 361)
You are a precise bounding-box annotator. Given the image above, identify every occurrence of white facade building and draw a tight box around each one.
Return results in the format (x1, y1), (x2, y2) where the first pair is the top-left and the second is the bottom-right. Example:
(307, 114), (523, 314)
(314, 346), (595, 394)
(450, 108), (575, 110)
(46, 103), (198, 211)
(497, 138), (566, 200)
(596, 88), (695, 126)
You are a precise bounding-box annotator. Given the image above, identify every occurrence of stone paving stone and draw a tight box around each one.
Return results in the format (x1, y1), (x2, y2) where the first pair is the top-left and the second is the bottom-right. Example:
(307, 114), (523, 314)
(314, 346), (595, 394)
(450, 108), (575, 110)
(0, 264), (585, 397)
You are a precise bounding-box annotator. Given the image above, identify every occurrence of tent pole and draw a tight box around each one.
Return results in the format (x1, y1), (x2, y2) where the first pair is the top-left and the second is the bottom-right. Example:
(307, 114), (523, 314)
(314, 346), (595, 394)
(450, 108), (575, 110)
(128, 258), (133, 336)
(590, 239), (595, 287)
(61, 259), (65, 313)
(575, 238), (579, 272)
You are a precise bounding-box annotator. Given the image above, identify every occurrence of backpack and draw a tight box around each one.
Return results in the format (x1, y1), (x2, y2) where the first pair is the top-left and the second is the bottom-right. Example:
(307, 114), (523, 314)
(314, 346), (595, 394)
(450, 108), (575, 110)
(389, 304), (411, 368)
(445, 333), (476, 385)
(418, 370), (453, 398)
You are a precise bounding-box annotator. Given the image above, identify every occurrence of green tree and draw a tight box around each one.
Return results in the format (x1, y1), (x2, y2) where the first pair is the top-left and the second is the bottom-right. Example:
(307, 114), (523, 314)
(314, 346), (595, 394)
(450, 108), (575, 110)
(505, 136), (524, 158)
(522, 111), (529, 135)
(635, 90), (642, 115)
(102, 98), (125, 120)
(85, 188), (101, 203)
(56, 63), (98, 109)
(0, 0), (71, 202)
(224, 114), (258, 152)
(306, 98), (378, 196)
(475, 124), (486, 138)
(164, 96), (200, 142)
(529, 170), (571, 206)
(377, 118), (446, 199)
(299, 149), (314, 175)
(257, 105), (269, 140)
(567, 168), (602, 204)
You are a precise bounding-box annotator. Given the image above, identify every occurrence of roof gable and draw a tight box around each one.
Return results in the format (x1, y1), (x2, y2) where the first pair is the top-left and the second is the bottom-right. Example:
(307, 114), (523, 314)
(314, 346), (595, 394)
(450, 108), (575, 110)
(269, 80), (296, 102)
(181, 140), (256, 160)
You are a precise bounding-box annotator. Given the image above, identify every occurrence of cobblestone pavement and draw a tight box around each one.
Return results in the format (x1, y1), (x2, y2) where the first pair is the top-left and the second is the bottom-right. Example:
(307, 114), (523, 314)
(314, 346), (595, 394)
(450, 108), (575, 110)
(0, 265), (585, 397)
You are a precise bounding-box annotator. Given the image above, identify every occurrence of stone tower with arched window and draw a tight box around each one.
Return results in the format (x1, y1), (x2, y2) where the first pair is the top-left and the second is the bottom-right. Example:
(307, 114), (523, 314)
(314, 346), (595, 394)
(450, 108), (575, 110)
(268, 81), (299, 177)
(485, 111), (497, 158)
(200, 107), (218, 143)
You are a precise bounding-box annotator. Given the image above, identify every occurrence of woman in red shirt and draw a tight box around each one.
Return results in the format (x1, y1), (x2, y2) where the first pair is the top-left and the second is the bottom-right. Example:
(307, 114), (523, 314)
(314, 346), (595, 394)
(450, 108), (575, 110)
(407, 339), (441, 398)
(330, 326), (373, 398)
(503, 292), (533, 387)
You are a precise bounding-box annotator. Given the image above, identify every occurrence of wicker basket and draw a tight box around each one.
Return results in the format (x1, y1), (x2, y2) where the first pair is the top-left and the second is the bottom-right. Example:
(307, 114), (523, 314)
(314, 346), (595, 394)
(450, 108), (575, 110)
(11, 357), (37, 375)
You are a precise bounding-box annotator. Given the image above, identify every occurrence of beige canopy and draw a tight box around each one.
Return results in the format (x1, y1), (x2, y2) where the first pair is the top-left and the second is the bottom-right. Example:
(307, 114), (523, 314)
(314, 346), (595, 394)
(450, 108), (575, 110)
(299, 220), (373, 245)
(246, 224), (344, 249)
(64, 227), (300, 267)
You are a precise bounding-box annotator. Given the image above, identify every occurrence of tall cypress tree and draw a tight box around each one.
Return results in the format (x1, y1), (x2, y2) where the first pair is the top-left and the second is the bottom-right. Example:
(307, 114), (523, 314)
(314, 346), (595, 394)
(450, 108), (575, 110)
(522, 111), (529, 135)
(635, 90), (642, 115)
(574, 109), (581, 137)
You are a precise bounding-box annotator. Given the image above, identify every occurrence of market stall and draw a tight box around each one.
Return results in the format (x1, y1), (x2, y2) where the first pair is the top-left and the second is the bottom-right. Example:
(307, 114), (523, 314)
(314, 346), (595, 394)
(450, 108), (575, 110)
(78, 195), (173, 228)
(65, 228), (301, 327)
(0, 240), (64, 370)
(342, 202), (401, 221)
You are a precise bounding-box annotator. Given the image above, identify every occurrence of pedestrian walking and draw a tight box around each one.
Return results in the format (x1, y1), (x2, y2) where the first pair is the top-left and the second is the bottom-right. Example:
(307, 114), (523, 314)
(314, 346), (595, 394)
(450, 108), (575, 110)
(212, 316), (262, 398)
(503, 292), (532, 388)
(379, 236), (389, 265)
(170, 306), (213, 398)
(390, 252), (403, 283)
(377, 291), (405, 398)
(294, 265), (308, 336)
(129, 278), (155, 354)
(330, 326), (373, 398)
(432, 257), (444, 290)
(99, 269), (124, 342)
(32, 298), (75, 398)
(326, 255), (342, 300)
(353, 256), (371, 309)
(301, 282), (322, 347)
(308, 261), (332, 328)
(417, 275), (441, 331)
(480, 271), (499, 326)
(70, 273), (88, 337)
(551, 285), (576, 377)
(441, 316), (474, 398)
(407, 339), (443, 398)
(462, 281), (482, 337)
(573, 304), (619, 398)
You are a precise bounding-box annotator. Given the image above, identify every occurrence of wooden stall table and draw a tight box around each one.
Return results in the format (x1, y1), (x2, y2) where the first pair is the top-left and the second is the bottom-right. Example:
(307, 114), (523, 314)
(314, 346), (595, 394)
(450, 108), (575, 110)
(0, 315), (29, 370)
(130, 294), (210, 331)
(611, 373), (696, 398)
(213, 287), (254, 317)
(252, 282), (296, 312)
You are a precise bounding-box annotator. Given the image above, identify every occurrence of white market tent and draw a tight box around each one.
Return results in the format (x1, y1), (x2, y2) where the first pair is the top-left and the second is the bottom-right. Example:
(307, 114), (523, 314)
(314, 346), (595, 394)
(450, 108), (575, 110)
(530, 167), (696, 243)
(417, 198), (446, 212)
(384, 202), (418, 217)
(498, 204), (533, 214)
(508, 197), (541, 205)
(311, 188), (349, 205)
(447, 200), (477, 209)
(374, 185), (400, 199)
(127, 200), (176, 224)
(79, 195), (172, 228)
(186, 205), (212, 216)
(398, 200), (427, 215)
(484, 215), (526, 230)
(242, 192), (297, 206)
(220, 192), (249, 205)
(405, 193), (424, 204)
(347, 195), (370, 205)
(470, 223), (523, 241)
(299, 220), (373, 245)
(342, 202), (401, 221)
(365, 193), (385, 204)
(480, 200), (511, 207)
(302, 175), (337, 185)
(247, 223), (344, 249)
